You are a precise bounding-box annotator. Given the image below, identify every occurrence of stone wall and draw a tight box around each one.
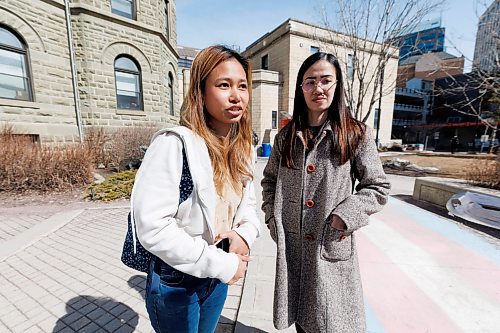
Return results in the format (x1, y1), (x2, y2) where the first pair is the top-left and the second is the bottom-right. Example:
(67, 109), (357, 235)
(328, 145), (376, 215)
(0, 0), (178, 143)
(0, 0), (80, 142)
(245, 31), (290, 118)
(251, 70), (280, 145)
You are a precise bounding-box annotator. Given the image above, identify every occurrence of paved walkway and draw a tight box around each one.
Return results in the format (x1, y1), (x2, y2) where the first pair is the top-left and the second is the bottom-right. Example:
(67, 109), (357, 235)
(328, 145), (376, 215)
(1, 161), (499, 332)
(0, 204), (242, 333)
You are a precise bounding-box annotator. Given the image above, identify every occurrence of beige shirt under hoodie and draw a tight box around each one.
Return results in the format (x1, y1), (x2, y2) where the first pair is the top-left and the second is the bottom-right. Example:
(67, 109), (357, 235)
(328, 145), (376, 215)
(214, 183), (242, 238)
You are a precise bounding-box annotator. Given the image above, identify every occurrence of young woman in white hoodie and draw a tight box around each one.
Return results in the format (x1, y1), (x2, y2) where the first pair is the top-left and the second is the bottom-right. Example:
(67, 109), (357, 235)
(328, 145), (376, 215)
(132, 45), (261, 333)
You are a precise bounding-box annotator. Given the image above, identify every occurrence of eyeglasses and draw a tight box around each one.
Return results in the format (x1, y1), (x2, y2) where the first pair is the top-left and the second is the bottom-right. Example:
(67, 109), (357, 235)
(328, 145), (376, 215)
(301, 76), (337, 93)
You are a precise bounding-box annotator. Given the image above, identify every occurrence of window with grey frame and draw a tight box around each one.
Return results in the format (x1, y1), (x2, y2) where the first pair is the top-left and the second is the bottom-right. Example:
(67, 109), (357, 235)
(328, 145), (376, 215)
(168, 72), (174, 115)
(347, 54), (354, 80)
(0, 25), (33, 101)
(271, 110), (278, 129)
(114, 55), (143, 110)
(111, 0), (135, 20)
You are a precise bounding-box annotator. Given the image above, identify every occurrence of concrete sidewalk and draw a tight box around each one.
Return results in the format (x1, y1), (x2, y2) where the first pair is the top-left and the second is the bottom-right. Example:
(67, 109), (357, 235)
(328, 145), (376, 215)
(0, 203), (242, 332)
(238, 161), (500, 332)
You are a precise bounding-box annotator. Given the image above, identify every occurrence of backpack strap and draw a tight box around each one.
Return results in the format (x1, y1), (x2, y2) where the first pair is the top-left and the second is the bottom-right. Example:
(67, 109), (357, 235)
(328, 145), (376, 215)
(179, 148), (194, 203)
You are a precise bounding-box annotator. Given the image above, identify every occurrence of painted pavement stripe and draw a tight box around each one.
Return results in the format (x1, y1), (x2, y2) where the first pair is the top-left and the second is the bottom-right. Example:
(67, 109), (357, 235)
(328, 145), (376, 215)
(387, 197), (500, 265)
(375, 204), (500, 304)
(0, 209), (84, 262)
(362, 217), (500, 333)
(358, 232), (461, 333)
(364, 298), (386, 333)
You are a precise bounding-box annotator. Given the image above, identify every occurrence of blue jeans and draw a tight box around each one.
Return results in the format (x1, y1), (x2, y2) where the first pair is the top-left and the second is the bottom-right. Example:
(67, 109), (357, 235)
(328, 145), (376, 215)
(145, 257), (228, 333)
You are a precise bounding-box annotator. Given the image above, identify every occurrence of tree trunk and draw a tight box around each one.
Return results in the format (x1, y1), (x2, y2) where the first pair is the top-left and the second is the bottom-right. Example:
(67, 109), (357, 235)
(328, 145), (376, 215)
(489, 126), (497, 154)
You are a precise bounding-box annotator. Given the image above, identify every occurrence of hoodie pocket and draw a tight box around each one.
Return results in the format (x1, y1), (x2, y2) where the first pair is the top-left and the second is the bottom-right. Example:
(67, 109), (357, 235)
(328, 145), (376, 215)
(320, 223), (353, 262)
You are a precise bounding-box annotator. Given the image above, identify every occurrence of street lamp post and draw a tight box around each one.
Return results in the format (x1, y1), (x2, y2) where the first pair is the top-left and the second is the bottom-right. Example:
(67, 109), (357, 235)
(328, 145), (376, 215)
(375, 64), (385, 147)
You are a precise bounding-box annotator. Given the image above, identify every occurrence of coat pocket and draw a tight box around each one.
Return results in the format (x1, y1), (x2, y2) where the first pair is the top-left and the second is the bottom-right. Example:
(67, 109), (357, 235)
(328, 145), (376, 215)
(320, 223), (353, 261)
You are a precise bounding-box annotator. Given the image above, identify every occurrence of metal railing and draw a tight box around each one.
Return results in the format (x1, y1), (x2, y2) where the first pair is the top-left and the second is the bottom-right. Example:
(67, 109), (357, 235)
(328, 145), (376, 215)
(394, 103), (424, 112)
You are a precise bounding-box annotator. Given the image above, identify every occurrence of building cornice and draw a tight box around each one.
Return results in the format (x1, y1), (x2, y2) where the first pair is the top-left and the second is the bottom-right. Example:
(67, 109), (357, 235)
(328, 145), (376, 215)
(244, 18), (398, 60)
(252, 79), (282, 86)
(40, 0), (65, 10)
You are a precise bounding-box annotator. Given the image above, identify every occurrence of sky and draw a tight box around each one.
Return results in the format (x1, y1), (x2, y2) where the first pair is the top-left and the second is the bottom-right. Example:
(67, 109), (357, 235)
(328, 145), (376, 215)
(176, 0), (494, 71)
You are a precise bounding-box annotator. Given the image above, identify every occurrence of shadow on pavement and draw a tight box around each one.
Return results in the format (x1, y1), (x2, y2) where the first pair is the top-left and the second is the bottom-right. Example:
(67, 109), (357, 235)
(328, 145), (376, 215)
(233, 321), (269, 333)
(392, 194), (500, 239)
(53, 295), (138, 332)
(127, 274), (147, 300)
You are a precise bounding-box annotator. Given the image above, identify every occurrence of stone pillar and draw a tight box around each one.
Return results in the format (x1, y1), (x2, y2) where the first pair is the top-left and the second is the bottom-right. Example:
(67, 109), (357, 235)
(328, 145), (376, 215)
(251, 69), (280, 145)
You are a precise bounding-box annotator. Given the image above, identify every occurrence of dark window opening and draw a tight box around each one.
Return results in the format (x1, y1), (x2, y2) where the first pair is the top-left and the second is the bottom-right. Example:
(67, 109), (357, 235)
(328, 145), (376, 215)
(261, 54), (269, 70)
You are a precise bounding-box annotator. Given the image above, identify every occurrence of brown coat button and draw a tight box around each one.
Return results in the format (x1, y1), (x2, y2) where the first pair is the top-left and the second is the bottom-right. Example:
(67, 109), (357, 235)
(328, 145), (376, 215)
(305, 199), (314, 208)
(304, 233), (315, 241)
(306, 164), (316, 173)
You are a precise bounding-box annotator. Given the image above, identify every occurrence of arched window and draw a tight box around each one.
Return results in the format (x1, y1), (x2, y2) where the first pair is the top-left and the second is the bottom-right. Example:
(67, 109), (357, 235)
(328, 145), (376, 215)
(0, 25), (32, 101)
(114, 55), (143, 110)
(111, 0), (135, 20)
(168, 72), (174, 115)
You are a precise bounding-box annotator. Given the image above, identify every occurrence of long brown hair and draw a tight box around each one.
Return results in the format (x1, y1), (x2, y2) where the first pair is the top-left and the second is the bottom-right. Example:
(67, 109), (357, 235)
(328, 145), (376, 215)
(282, 52), (365, 168)
(180, 45), (253, 194)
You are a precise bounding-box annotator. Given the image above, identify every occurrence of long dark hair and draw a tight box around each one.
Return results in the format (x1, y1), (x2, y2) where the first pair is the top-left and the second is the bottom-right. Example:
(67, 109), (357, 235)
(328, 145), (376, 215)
(282, 52), (365, 168)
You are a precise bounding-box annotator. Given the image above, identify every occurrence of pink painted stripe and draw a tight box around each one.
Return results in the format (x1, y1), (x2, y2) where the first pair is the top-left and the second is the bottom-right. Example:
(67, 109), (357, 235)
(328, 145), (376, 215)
(375, 208), (500, 304)
(357, 232), (462, 333)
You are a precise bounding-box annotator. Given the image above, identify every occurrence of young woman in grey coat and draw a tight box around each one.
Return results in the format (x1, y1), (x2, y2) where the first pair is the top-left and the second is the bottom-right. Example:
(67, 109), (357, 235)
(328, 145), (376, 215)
(261, 52), (391, 333)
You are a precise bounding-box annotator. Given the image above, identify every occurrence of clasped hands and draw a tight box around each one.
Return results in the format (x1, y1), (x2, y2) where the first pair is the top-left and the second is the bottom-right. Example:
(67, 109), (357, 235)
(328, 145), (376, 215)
(215, 231), (251, 285)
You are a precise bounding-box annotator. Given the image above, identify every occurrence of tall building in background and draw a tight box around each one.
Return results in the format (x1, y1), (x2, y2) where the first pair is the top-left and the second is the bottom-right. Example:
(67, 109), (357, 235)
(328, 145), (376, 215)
(396, 52), (464, 87)
(390, 18), (445, 63)
(473, 0), (499, 73)
(0, 0), (178, 143)
(391, 51), (464, 145)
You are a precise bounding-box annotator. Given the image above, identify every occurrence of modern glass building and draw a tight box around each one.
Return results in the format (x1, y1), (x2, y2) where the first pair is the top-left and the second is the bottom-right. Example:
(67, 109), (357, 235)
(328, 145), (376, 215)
(391, 18), (445, 63)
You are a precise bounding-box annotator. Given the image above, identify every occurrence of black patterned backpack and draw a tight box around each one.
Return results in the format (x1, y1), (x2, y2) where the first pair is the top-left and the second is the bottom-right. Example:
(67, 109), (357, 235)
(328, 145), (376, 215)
(120, 148), (193, 273)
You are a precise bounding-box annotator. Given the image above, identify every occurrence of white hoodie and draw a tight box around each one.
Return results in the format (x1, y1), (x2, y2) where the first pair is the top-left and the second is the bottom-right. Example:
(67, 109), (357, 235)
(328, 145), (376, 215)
(131, 126), (261, 283)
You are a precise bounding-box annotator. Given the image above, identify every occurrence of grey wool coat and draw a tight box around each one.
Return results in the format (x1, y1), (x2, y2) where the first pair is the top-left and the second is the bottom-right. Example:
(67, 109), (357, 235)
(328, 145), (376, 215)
(261, 122), (390, 333)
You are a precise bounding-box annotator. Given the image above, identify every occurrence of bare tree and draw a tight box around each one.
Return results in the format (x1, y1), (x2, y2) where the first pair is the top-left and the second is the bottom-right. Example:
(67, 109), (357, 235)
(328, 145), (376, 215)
(432, 0), (499, 153)
(433, 69), (499, 152)
(316, 0), (444, 124)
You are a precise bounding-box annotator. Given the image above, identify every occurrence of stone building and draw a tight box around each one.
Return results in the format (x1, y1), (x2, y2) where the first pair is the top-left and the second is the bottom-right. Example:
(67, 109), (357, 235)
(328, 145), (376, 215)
(177, 45), (200, 101)
(0, 0), (178, 143)
(242, 19), (398, 146)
